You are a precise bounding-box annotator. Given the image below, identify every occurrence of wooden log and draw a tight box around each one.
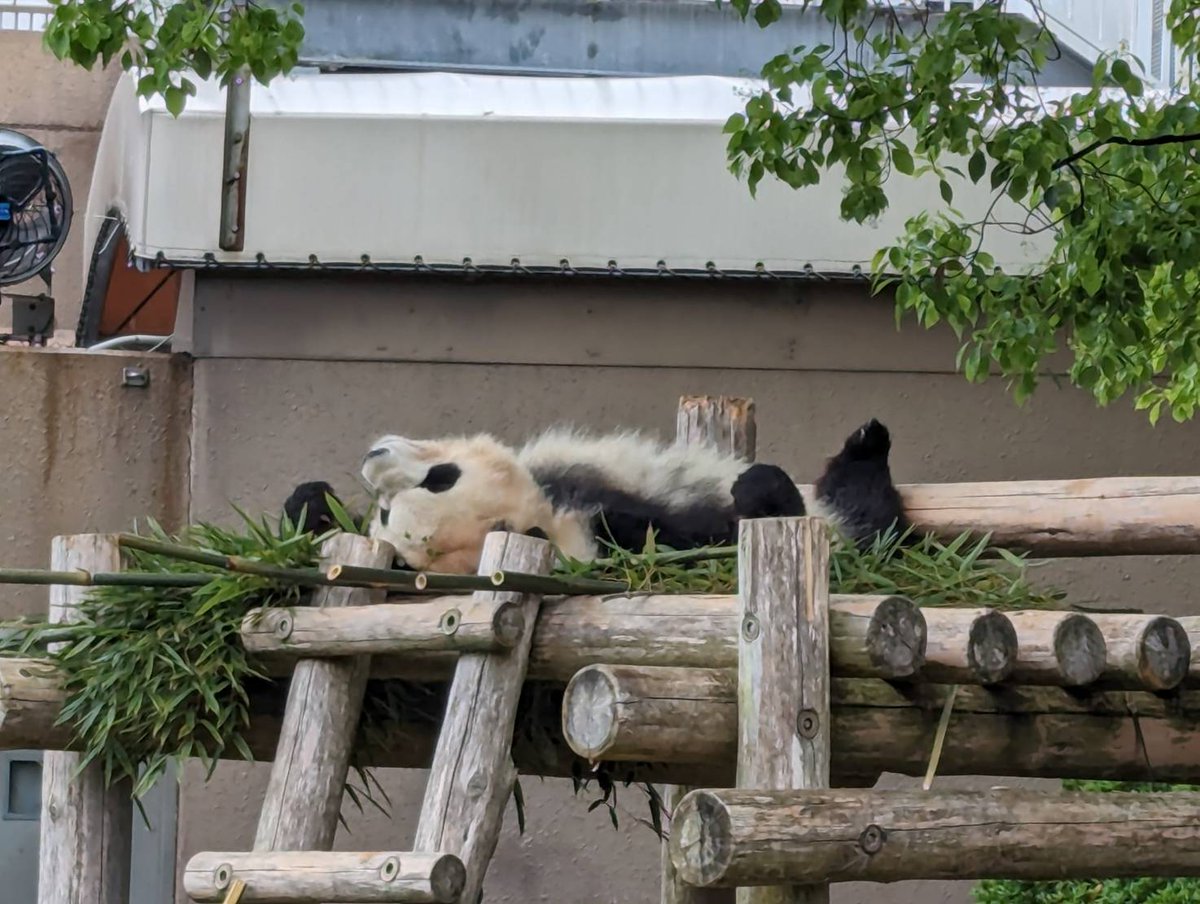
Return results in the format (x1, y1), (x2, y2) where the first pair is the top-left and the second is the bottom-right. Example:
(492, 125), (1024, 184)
(0, 656), (70, 749)
(919, 607), (1017, 685)
(737, 517), (831, 904)
(1179, 615), (1200, 686)
(668, 393), (754, 904)
(183, 850), (466, 903)
(242, 598), (525, 656)
(38, 534), (133, 904)
(15, 665), (1200, 784)
(670, 787), (1200, 886)
(413, 532), (555, 904)
(1008, 610), (1106, 687)
(882, 476), (1200, 557)
(254, 533), (395, 851)
(254, 593), (926, 684)
(1088, 613), (1191, 691)
(564, 665), (736, 762)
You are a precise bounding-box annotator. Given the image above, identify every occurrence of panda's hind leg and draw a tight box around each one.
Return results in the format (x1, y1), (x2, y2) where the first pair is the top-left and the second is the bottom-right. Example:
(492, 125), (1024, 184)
(731, 464), (806, 519)
(814, 419), (908, 549)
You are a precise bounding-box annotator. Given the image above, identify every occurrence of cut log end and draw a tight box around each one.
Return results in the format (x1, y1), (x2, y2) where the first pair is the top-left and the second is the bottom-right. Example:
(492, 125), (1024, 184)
(428, 853), (468, 904)
(1140, 616), (1191, 691)
(492, 602), (526, 648)
(672, 790), (734, 888)
(967, 610), (1018, 685)
(1053, 613), (1107, 687)
(561, 666), (618, 758)
(865, 596), (927, 679)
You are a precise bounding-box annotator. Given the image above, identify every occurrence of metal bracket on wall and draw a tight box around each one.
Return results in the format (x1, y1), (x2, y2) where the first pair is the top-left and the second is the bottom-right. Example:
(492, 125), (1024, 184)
(122, 365), (150, 388)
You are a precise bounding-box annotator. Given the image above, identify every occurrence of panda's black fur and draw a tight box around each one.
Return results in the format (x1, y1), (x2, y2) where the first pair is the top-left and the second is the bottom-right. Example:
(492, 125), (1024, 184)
(285, 417), (907, 570)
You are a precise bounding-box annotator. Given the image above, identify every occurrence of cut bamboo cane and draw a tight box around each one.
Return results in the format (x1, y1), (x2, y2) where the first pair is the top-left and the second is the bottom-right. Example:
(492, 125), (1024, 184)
(919, 607), (1017, 685)
(1088, 613), (1191, 691)
(253, 533), (395, 851)
(1007, 610), (1107, 687)
(183, 850), (466, 903)
(241, 598), (526, 656)
(248, 593), (926, 684)
(737, 516), (831, 904)
(38, 534), (132, 904)
(670, 787), (1200, 886)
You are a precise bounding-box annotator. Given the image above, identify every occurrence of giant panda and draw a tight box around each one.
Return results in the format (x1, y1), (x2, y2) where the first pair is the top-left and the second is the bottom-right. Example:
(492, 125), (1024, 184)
(283, 417), (907, 574)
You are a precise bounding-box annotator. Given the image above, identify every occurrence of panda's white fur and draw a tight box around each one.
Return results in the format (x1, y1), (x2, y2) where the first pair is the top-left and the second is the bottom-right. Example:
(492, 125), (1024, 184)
(354, 424), (895, 574)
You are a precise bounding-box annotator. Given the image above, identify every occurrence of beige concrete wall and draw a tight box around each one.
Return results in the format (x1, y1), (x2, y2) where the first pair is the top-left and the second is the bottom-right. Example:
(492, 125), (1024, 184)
(0, 29), (120, 337)
(0, 348), (191, 618)
(179, 274), (1200, 904)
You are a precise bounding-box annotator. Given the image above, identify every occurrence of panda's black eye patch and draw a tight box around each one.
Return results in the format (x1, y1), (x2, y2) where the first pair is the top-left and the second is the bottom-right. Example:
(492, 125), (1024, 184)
(419, 463), (461, 494)
(378, 507), (390, 526)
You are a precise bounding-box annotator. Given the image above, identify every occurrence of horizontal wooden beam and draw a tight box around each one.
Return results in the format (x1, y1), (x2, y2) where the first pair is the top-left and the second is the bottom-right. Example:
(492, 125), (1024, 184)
(9, 660), (1200, 784)
(559, 667), (1200, 783)
(253, 594), (931, 685)
(886, 476), (1200, 558)
(670, 787), (1200, 886)
(242, 597), (526, 656)
(183, 850), (465, 903)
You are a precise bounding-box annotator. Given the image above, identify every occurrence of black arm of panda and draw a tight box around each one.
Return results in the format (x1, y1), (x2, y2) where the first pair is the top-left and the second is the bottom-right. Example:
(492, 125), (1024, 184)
(284, 481), (353, 536)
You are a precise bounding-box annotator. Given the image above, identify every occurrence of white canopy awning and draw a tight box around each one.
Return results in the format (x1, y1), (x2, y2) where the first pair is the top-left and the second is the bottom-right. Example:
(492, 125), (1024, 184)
(85, 68), (1055, 281)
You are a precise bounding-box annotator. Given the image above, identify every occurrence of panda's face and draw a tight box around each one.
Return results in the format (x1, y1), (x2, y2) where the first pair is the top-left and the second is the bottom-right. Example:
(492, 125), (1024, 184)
(360, 434), (554, 574)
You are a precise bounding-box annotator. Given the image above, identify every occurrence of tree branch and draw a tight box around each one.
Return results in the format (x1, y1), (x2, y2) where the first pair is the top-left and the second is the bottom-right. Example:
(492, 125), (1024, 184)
(1053, 131), (1200, 171)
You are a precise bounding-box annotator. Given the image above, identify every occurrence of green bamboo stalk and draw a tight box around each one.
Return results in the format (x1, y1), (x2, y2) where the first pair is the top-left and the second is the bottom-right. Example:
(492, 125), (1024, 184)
(587, 545), (738, 569)
(117, 534), (332, 586)
(0, 569), (215, 588)
(325, 562), (629, 596)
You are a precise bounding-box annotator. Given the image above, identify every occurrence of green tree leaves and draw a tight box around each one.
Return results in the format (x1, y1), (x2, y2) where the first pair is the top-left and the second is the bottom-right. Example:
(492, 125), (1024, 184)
(725, 0), (1200, 422)
(41, 0), (307, 116)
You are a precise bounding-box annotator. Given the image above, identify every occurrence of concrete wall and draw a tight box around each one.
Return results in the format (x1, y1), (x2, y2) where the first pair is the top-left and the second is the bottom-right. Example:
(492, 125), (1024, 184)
(178, 272), (1200, 904)
(0, 348), (191, 618)
(0, 28), (120, 337)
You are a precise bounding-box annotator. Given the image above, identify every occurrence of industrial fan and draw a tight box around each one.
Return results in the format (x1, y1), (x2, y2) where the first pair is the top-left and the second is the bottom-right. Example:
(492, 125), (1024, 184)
(0, 128), (73, 345)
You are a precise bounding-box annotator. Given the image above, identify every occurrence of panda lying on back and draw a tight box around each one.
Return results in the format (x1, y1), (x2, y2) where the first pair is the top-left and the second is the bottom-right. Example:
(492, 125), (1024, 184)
(284, 418), (907, 574)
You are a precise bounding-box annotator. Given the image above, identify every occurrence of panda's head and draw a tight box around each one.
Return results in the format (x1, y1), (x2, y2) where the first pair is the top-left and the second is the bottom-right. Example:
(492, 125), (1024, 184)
(360, 433), (557, 574)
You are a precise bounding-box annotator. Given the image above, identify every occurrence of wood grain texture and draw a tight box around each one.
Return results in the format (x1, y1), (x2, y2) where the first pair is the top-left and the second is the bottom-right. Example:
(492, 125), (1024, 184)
(256, 593), (927, 685)
(665, 394), (747, 904)
(564, 665), (737, 762)
(15, 669), (1200, 783)
(0, 655), (70, 748)
(183, 850), (465, 903)
(1007, 610), (1107, 687)
(919, 607), (1017, 685)
(1088, 613), (1191, 691)
(884, 476), (1200, 557)
(254, 533), (395, 851)
(242, 598), (524, 656)
(412, 531), (555, 904)
(671, 787), (1200, 886)
(38, 534), (133, 904)
(737, 517), (831, 904)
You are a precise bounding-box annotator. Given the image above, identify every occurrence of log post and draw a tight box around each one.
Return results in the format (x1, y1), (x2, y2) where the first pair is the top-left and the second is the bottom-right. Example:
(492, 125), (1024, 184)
(662, 394), (756, 904)
(38, 534), (133, 904)
(736, 517), (831, 904)
(254, 532), (395, 851)
(1007, 610), (1107, 687)
(670, 787), (1200, 886)
(919, 607), (1018, 685)
(412, 531), (555, 904)
(1088, 614), (1191, 691)
(183, 850), (466, 903)
(0, 656), (71, 749)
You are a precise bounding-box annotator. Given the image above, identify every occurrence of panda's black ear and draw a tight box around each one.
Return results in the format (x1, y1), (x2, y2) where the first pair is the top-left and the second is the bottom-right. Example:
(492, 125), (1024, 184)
(419, 463), (462, 494)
